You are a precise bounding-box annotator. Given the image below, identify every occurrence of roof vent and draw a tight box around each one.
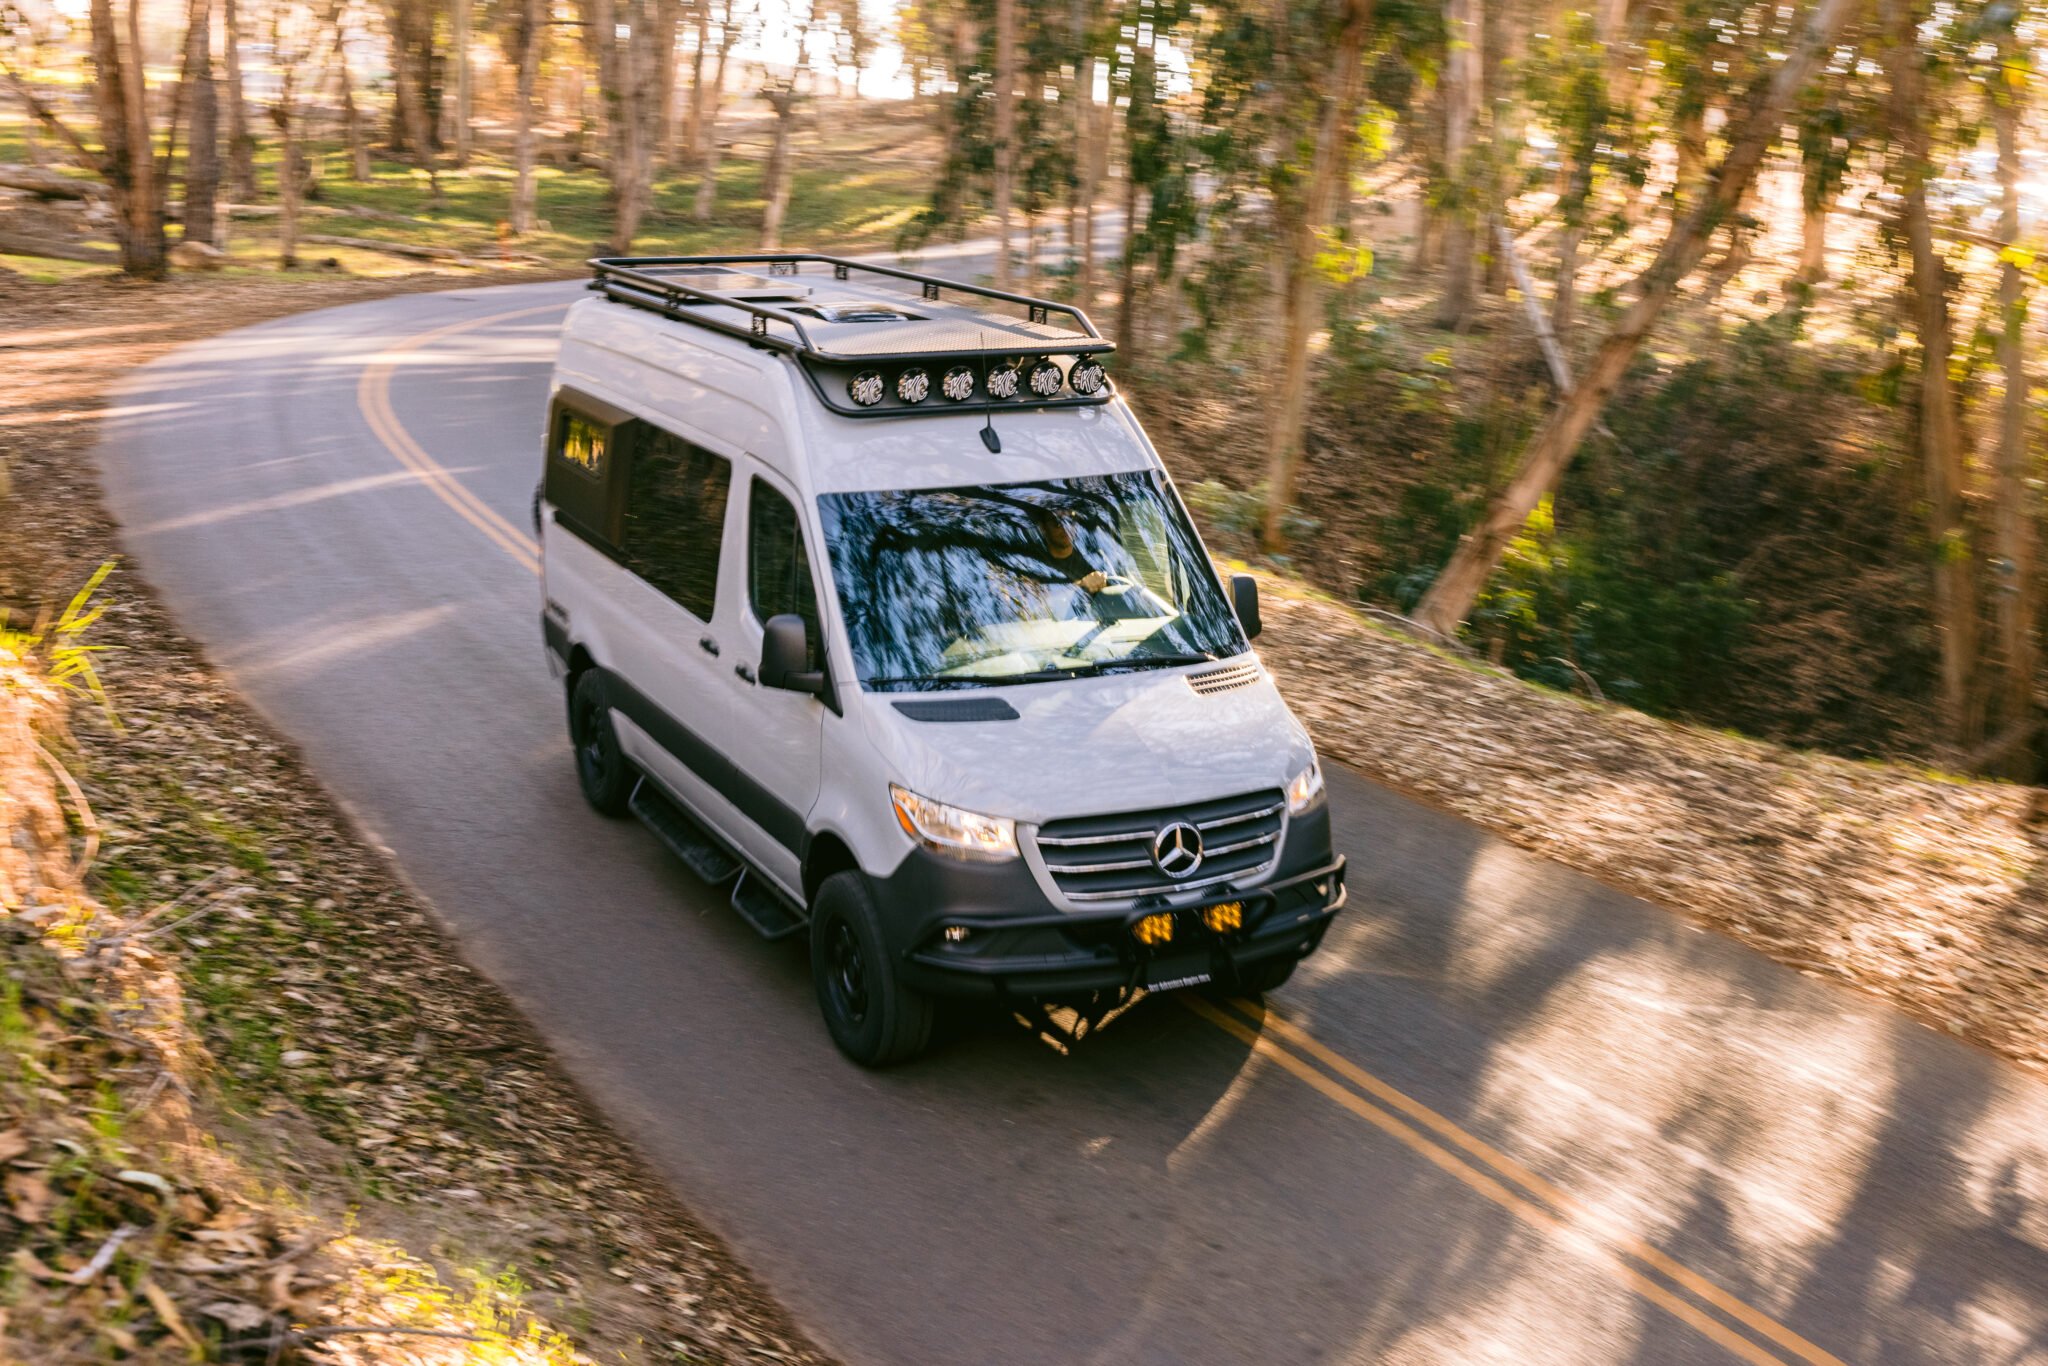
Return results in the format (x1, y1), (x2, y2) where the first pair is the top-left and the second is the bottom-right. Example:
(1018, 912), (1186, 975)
(1186, 660), (1262, 696)
(788, 302), (928, 323)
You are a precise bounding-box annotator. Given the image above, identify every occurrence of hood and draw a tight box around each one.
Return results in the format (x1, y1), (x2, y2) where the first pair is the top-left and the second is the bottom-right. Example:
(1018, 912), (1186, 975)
(859, 659), (1314, 826)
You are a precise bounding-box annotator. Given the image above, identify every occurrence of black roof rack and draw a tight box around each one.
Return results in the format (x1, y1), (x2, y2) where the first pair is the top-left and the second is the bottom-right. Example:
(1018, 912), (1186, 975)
(585, 253), (1118, 419)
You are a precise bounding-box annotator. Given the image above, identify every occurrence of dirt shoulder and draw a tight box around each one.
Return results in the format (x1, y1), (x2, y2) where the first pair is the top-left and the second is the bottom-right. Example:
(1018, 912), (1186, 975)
(1253, 581), (2048, 1077)
(1, 271), (830, 1364)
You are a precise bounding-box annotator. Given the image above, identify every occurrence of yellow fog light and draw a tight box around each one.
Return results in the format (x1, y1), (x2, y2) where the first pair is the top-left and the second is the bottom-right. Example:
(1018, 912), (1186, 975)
(1133, 912), (1175, 947)
(1201, 901), (1244, 934)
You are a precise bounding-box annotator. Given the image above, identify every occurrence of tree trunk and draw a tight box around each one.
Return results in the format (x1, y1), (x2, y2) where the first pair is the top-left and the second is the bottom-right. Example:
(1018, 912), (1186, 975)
(511, 0), (544, 232)
(1797, 197), (1828, 283)
(1412, 0), (1858, 635)
(1260, 0), (1373, 548)
(691, 14), (736, 220)
(760, 86), (798, 248)
(611, 0), (663, 251)
(992, 0), (1017, 289)
(1880, 0), (1977, 751)
(222, 0), (256, 200)
(1991, 38), (2033, 773)
(450, 0), (472, 165)
(334, 7), (372, 181)
(1435, 0), (1482, 327)
(180, 0), (220, 248)
(274, 73), (300, 267)
(1076, 47), (1099, 303)
(683, 2), (709, 164)
(1114, 118), (1142, 357)
(90, 0), (165, 277)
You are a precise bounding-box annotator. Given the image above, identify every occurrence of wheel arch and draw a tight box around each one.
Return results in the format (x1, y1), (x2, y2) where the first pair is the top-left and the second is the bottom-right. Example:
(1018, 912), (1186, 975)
(802, 830), (861, 908)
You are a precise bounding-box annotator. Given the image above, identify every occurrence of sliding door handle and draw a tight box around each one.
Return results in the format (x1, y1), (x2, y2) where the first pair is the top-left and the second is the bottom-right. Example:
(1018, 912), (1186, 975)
(734, 663), (757, 685)
(698, 636), (720, 657)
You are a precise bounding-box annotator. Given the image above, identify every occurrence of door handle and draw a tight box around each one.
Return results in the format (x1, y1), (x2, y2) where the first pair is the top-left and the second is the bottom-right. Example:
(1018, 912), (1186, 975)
(698, 636), (720, 657)
(734, 663), (756, 685)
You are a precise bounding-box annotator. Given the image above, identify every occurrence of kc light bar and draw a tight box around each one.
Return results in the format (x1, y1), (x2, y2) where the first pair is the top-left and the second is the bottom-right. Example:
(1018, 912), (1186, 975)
(587, 253), (1117, 419)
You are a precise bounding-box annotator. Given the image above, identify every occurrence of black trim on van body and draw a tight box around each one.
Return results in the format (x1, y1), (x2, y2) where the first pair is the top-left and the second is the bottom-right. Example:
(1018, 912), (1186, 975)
(594, 666), (809, 856)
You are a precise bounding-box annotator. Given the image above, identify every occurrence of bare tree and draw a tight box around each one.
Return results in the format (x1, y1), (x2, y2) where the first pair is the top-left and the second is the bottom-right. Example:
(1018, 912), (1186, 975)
(992, 0), (1017, 288)
(329, 2), (372, 181)
(760, 82), (801, 247)
(1412, 0), (1858, 635)
(1877, 0), (1975, 749)
(179, 0), (220, 246)
(449, 0), (473, 165)
(222, 0), (256, 199)
(1989, 29), (2033, 771)
(510, 0), (545, 232)
(1261, 0), (1374, 548)
(1436, 0), (1482, 327)
(692, 0), (745, 220)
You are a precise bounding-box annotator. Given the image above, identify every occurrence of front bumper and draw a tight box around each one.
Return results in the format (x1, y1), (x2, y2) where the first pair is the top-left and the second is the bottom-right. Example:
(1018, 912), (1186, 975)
(881, 830), (1347, 999)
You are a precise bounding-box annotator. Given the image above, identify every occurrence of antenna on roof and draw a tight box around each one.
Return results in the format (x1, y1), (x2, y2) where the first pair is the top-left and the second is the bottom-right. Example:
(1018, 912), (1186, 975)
(979, 332), (1002, 453)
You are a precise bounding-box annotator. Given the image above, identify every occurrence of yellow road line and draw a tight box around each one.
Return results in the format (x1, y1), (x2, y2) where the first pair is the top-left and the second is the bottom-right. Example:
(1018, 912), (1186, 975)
(1188, 996), (1836, 1366)
(1226, 1001), (1850, 1366)
(354, 301), (562, 577)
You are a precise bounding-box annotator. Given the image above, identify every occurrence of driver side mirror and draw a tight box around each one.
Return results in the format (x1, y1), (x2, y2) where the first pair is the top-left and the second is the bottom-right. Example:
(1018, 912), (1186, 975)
(1231, 574), (1262, 640)
(761, 613), (827, 696)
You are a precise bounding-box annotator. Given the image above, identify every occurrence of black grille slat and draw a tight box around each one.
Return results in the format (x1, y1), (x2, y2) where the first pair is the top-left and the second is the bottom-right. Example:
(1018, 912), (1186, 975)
(1034, 789), (1284, 904)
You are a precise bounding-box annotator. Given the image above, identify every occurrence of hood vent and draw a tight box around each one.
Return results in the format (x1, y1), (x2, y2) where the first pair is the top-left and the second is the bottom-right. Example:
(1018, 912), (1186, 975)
(1186, 661), (1262, 696)
(893, 697), (1021, 722)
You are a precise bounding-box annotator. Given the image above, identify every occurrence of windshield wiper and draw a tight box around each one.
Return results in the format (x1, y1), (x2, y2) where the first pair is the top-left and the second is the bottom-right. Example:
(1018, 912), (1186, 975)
(1098, 651), (1220, 673)
(966, 662), (1104, 686)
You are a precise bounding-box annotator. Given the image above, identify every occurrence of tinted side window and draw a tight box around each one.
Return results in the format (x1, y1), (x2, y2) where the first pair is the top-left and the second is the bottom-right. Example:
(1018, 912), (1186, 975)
(622, 428), (732, 621)
(749, 480), (821, 670)
(546, 409), (622, 545)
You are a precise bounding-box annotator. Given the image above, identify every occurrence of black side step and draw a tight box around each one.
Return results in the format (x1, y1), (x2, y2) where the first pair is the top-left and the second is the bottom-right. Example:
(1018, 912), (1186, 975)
(630, 779), (742, 884)
(731, 869), (808, 941)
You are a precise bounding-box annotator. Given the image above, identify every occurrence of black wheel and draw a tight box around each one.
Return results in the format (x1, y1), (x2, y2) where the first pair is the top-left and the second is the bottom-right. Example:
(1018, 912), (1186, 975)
(810, 871), (933, 1067)
(1214, 954), (1298, 998)
(569, 669), (633, 816)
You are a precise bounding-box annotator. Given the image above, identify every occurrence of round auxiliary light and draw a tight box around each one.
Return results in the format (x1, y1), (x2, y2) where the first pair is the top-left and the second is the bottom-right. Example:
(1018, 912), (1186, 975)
(847, 370), (885, 408)
(896, 367), (931, 404)
(986, 364), (1022, 400)
(941, 365), (976, 402)
(1027, 357), (1065, 398)
(1069, 358), (1107, 396)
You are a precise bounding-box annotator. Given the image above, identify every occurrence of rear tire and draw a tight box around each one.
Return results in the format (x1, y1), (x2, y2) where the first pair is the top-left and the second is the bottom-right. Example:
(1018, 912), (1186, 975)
(569, 669), (633, 817)
(810, 871), (933, 1067)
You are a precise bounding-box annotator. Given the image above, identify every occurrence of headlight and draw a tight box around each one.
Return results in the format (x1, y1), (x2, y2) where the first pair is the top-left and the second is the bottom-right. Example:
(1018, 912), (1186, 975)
(890, 784), (1019, 861)
(1286, 758), (1326, 815)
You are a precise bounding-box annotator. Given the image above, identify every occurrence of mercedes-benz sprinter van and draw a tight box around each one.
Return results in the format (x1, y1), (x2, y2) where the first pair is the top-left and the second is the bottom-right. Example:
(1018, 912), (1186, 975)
(538, 254), (1346, 1065)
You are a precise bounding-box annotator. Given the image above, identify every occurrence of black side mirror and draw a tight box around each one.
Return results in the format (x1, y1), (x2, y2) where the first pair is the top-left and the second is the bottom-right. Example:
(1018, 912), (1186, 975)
(761, 613), (826, 695)
(1231, 574), (1262, 640)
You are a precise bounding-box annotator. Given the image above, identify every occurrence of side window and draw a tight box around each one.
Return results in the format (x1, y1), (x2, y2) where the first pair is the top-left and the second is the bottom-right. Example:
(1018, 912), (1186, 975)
(621, 427), (732, 622)
(748, 479), (822, 670)
(545, 407), (623, 545)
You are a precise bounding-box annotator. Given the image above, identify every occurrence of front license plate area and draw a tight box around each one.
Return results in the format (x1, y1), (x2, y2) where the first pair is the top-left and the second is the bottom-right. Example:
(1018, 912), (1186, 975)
(1144, 959), (1213, 993)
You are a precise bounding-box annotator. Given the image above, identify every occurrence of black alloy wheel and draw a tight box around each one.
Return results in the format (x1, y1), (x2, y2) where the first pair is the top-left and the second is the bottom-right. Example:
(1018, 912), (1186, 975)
(810, 870), (934, 1067)
(569, 669), (633, 816)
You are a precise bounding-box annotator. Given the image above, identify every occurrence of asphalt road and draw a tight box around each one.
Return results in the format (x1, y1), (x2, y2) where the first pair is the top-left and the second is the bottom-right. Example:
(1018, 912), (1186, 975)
(96, 261), (2048, 1366)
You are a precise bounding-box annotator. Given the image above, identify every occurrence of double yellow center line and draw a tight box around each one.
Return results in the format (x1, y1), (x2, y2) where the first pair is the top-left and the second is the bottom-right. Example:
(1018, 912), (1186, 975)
(1186, 995), (1845, 1366)
(356, 302), (1849, 1366)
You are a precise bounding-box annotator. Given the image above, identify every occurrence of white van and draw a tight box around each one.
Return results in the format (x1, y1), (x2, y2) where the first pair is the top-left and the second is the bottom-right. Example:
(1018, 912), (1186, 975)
(538, 254), (1346, 1065)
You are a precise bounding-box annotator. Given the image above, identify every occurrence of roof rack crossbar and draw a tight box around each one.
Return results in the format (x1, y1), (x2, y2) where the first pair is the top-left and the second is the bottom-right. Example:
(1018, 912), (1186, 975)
(586, 253), (1114, 364)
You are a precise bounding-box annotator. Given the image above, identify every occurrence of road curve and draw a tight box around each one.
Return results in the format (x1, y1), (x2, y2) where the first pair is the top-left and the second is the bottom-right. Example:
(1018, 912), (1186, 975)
(96, 275), (2048, 1366)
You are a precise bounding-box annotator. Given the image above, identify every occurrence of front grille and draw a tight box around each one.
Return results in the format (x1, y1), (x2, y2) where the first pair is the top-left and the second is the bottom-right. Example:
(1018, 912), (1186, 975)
(1033, 789), (1285, 904)
(1186, 660), (1262, 696)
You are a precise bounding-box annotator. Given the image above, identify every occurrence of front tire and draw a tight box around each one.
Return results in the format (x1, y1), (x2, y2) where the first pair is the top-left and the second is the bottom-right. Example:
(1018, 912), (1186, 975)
(810, 871), (933, 1067)
(569, 669), (633, 817)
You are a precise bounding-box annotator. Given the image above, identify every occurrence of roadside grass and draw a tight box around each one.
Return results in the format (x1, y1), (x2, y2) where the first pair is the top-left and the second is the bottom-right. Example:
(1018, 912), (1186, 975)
(0, 101), (940, 275)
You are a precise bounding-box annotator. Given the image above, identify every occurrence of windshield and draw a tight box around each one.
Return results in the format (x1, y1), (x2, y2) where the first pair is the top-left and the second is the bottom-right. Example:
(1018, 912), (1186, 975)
(817, 471), (1246, 691)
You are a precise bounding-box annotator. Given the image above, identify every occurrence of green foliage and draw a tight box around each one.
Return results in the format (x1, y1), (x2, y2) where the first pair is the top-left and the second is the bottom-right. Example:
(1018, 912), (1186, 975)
(1, 561), (118, 723)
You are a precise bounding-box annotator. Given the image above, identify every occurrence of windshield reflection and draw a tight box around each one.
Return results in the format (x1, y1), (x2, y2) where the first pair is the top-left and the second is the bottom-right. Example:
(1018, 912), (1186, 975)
(817, 471), (1247, 690)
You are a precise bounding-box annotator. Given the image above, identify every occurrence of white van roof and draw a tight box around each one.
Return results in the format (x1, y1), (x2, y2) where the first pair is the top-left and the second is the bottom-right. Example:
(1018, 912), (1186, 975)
(560, 255), (1162, 497)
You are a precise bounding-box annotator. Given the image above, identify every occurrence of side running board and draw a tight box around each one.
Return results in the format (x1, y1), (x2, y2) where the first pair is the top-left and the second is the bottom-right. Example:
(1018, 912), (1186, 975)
(629, 779), (742, 883)
(730, 869), (808, 941)
(629, 779), (810, 940)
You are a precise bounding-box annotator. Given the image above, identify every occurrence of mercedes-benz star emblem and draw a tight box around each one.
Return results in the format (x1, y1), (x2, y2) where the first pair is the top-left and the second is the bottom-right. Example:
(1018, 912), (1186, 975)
(1152, 821), (1205, 879)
